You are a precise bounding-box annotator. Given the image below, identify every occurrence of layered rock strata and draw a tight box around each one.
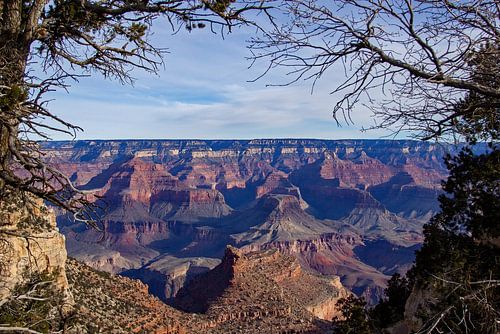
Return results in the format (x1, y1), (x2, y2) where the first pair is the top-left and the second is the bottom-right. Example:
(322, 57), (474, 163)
(0, 194), (72, 307)
(43, 139), (458, 302)
(67, 247), (348, 333)
(175, 246), (348, 332)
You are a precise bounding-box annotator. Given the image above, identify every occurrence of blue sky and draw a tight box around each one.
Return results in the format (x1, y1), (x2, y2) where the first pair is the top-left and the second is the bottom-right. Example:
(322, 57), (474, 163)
(46, 23), (397, 140)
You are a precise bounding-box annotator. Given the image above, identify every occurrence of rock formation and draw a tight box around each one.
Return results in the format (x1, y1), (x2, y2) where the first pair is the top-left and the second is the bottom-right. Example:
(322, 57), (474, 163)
(54, 247), (350, 333)
(0, 193), (74, 331)
(3, 138), (476, 332)
(42, 139), (456, 302)
(0, 200), (347, 333)
(66, 258), (187, 333)
(0, 194), (72, 303)
(174, 246), (348, 333)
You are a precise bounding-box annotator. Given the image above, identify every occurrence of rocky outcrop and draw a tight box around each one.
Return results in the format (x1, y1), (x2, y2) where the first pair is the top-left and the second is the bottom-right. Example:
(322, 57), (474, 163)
(319, 151), (395, 188)
(255, 171), (302, 199)
(67, 244), (351, 333)
(151, 188), (232, 221)
(0, 194), (72, 307)
(66, 258), (187, 334)
(0, 194), (75, 333)
(1, 192), (348, 333)
(238, 231), (388, 304)
(174, 246), (348, 332)
(305, 276), (347, 320)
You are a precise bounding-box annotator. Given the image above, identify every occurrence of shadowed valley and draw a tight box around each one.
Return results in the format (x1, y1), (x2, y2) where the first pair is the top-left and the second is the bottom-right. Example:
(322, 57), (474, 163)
(44, 139), (453, 305)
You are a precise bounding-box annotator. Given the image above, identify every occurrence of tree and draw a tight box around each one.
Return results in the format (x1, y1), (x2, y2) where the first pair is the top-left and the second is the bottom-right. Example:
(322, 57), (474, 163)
(0, 0), (273, 224)
(250, 0), (499, 140)
(0, 2), (276, 331)
(405, 147), (499, 334)
(332, 295), (373, 334)
(370, 273), (412, 328)
(0, 270), (70, 333)
(335, 148), (498, 334)
(452, 42), (500, 144)
(250, 2), (499, 332)
(367, 148), (499, 332)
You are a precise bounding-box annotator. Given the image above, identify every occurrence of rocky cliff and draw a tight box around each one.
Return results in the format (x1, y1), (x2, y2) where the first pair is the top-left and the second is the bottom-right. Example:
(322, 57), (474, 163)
(43, 139), (455, 302)
(0, 198), (69, 297)
(66, 258), (186, 333)
(0, 193), (73, 331)
(0, 194), (348, 333)
(174, 246), (348, 333)
(0, 198), (347, 333)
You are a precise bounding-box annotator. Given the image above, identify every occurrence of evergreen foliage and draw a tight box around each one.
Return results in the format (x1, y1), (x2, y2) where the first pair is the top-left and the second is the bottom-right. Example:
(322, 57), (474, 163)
(406, 147), (499, 333)
(333, 295), (373, 334)
(370, 273), (412, 328)
(337, 147), (499, 333)
(335, 42), (499, 333)
(0, 271), (71, 333)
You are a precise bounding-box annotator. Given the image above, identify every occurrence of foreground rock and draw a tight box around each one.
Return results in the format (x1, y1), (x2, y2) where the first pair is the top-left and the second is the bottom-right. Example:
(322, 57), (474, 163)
(66, 258), (187, 333)
(175, 246), (348, 333)
(67, 246), (346, 333)
(0, 194), (73, 331)
(0, 197), (69, 294)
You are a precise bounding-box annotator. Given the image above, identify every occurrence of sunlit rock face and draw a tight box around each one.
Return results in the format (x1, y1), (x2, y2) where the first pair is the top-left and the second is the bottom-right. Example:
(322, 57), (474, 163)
(0, 195), (73, 312)
(174, 246), (348, 332)
(65, 252), (341, 334)
(43, 139), (457, 302)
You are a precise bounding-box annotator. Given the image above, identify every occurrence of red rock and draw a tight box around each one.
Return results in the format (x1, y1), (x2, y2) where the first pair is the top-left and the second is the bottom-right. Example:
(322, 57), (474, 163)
(43, 139), (451, 307)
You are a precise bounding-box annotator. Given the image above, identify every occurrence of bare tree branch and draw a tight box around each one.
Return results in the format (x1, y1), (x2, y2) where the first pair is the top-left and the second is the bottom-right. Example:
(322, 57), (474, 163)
(249, 0), (500, 141)
(0, 0), (277, 225)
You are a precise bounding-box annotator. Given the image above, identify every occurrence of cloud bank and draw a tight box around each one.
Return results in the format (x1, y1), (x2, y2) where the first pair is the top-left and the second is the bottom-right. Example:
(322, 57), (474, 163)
(44, 25), (400, 140)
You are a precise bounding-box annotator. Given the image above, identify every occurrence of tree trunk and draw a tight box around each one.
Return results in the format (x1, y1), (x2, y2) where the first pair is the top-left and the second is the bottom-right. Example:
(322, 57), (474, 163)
(0, 0), (32, 193)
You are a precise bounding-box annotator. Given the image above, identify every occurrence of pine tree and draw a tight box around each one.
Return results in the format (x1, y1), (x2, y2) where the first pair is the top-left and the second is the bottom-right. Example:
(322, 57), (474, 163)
(406, 147), (499, 333)
(333, 295), (373, 334)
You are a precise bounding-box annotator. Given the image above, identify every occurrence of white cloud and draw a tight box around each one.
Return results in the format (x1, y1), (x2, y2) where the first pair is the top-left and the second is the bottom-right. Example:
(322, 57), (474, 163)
(42, 22), (403, 141)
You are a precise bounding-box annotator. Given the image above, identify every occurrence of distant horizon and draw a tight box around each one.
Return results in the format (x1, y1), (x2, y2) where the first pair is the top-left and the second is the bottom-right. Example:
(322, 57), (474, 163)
(41, 138), (475, 150)
(44, 137), (419, 142)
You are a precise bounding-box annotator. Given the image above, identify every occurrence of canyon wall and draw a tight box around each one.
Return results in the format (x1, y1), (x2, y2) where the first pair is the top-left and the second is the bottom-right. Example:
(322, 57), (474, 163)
(0, 194), (71, 301)
(0, 193), (74, 331)
(43, 139), (457, 302)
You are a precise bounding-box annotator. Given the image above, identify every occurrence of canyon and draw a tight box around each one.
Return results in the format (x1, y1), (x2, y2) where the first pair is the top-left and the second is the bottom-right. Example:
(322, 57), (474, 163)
(42, 139), (455, 304)
(66, 245), (345, 333)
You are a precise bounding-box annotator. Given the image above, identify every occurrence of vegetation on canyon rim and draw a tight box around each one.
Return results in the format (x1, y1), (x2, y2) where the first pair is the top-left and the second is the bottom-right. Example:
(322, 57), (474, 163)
(331, 34), (499, 334)
(0, 0), (499, 333)
(334, 146), (499, 333)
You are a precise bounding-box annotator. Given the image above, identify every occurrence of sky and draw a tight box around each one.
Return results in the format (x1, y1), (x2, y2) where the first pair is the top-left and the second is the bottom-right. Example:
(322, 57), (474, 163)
(45, 22), (399, 141)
